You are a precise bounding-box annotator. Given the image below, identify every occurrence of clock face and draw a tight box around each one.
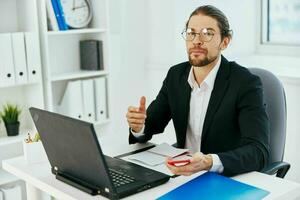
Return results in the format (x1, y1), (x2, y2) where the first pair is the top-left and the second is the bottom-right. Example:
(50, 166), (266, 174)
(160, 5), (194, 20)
(61, 0), (92, 28)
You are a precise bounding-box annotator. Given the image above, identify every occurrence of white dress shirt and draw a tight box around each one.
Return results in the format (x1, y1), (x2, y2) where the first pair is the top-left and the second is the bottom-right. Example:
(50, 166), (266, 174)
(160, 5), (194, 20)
(185, 56), (224, 173)
(132, 56), (224, 173)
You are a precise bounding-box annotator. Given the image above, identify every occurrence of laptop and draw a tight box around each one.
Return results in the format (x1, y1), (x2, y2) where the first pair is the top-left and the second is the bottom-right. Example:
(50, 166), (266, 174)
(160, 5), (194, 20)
(29, 107), (170, 200)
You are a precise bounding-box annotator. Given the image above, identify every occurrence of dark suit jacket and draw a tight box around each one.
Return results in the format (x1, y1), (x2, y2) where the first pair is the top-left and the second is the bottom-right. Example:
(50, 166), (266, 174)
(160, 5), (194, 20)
(129, 56), (270, 176)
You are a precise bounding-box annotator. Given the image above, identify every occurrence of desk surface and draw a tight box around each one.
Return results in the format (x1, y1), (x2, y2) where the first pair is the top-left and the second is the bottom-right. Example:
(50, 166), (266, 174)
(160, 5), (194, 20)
(3, 136), (300, 200)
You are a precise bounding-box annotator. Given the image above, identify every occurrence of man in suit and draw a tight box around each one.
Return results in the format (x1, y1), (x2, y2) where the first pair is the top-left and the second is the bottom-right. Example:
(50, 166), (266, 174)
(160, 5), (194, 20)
(126, 5), (270, 177)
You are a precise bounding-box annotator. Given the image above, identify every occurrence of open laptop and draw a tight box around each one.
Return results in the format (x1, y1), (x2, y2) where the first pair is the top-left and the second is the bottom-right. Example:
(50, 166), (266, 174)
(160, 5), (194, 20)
(29, 107), (170, 200)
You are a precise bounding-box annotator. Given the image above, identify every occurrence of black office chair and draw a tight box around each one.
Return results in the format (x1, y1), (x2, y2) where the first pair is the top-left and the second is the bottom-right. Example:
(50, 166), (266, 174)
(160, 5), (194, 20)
(249, 68), (290, 178)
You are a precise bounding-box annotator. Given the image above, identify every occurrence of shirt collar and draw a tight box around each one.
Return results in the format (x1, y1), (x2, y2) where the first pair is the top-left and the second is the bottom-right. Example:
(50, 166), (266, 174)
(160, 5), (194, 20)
(187, 55), (221, 90)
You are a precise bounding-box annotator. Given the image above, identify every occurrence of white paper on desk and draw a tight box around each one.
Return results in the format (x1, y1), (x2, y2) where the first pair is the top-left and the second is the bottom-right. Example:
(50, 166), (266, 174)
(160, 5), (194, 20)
(127, 151), (165, 166)
(122, 155), (174, 176)
(126, 143), (189, 167)
(148, 143), (189, 157)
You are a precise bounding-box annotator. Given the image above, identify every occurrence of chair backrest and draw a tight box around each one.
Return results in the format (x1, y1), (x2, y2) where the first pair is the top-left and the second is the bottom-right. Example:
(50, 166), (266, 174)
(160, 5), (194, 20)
(248, 68), (287, 164)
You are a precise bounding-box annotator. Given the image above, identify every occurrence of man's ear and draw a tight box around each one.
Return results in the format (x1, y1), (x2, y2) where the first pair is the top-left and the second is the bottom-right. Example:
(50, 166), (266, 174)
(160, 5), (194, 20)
(220, 37), (231, 50)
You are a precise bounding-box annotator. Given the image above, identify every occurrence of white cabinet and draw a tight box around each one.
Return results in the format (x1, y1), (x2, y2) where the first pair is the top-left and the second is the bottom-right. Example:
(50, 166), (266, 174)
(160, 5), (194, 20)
(37, 0), (111, 126)
(0, 0), (44, 188)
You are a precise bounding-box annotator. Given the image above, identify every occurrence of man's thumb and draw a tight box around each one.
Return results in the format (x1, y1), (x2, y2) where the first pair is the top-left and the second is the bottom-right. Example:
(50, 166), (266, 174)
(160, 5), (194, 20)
(139, 96), (146, 112)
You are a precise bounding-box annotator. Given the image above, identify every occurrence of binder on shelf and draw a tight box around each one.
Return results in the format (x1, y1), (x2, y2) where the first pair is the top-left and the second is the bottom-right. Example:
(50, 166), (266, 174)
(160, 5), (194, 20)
(11, 32), (28, 84)
(46, 0), (59, 31)
(94, 77), (108, 122)
(59, 80), (84, 120)
(82, 79), (96, 122)
(24, 32), (42, 83)
(157, 172), (270, 200)
(0, 33), (16, 87)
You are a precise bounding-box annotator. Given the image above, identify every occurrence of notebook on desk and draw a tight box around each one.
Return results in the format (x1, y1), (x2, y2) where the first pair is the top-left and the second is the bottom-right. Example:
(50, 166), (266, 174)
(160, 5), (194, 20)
(29, 107), (170, 200)
(157, 172), (270, 200)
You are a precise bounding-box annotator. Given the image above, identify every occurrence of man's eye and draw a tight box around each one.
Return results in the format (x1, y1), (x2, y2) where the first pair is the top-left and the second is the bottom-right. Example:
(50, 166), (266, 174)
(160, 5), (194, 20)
(187, 32), (196, 36)
(204, 32), (214, 36)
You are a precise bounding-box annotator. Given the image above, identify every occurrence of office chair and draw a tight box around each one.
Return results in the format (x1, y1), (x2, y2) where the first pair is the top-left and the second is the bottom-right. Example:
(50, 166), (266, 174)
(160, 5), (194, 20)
(249, 68), (290, 178)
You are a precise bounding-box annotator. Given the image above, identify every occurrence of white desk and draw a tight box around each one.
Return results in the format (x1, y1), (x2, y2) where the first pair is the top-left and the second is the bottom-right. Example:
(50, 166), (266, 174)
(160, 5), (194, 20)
(2, 137), (300, 200)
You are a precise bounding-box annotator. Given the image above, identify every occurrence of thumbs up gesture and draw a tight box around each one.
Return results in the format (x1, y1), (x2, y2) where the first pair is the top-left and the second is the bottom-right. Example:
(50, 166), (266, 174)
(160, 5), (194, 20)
(126, 96), (147, 133)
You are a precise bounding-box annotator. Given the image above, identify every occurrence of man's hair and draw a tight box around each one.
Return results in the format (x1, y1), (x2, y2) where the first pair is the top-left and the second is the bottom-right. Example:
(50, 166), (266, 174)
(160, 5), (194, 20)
(185, 5), (232, 40)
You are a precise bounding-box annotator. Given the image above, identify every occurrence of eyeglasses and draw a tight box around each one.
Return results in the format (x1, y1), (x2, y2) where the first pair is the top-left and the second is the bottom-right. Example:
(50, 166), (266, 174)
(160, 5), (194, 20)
(181, 28), (215, 42)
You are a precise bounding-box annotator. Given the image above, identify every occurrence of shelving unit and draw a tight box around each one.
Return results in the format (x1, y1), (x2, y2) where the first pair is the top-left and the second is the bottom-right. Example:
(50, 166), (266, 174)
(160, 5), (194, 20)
(0, 0), (44, 188)
(0, 169), (20, 186)
(0, 0), (111, 194)
(37, 0), (111, 124)
(51, 69), (109, 82)
(0, 133), (27, 147)
(47, 28), (108, 36)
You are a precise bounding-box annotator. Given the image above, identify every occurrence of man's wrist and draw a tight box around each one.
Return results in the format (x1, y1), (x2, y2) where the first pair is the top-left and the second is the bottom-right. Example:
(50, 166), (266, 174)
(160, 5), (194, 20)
(204, 154), (213, 171)
(208, 154), (224, 173)
(130, 126), (145, 136)
(131, 128), (142, 133)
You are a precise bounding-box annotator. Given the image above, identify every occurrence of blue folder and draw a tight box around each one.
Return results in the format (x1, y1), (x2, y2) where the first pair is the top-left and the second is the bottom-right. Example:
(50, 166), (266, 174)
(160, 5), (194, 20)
(157, 172), (270, 200)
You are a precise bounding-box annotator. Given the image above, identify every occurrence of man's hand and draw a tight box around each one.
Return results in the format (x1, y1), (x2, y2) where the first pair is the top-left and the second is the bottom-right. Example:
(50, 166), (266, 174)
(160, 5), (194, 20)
(166, 152), (213, 176)
(126, 96), (147, 133)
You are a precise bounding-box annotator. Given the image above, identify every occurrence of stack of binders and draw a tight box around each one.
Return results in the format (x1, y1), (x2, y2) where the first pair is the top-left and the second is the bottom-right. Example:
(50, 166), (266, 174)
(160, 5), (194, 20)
(46, 0), (69, 31)
(58, 77), (108, 123)
(0, 32), (41, 87)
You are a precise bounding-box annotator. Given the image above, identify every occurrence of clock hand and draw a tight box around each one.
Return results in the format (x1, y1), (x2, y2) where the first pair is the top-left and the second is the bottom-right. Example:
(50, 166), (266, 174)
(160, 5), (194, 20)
(72, 0), (76, 11)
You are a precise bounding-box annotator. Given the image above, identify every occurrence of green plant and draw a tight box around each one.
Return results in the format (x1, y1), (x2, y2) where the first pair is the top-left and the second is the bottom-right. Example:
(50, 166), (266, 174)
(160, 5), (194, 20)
(0, 103), (21, 124)
(33, 132), (41, 142)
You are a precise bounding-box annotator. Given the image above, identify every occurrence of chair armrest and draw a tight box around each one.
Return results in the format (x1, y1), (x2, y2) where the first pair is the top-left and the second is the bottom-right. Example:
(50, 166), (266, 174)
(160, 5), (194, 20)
(261, 161), (290, 178)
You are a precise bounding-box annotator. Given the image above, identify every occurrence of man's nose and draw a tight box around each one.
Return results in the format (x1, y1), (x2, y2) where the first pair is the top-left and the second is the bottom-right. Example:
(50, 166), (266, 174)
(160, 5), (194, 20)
(192, 33), (204, 45)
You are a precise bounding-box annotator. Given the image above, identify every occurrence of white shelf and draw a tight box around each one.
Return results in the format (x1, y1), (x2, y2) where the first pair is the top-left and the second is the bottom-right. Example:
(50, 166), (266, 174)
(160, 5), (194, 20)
(0, 81), (39, 89)
(0, 169), (19, 185)
(0, 133), (26, 147)
(47, 28), (108, 36)
(94, 118), (111, 126)
(51, 70), (109, 82)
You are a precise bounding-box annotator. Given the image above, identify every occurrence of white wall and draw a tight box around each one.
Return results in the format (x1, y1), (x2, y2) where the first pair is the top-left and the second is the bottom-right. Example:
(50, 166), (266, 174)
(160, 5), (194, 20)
(107, 0), (147, 142)
(108, 0), (300, 183)
(281, 78), (300, 183)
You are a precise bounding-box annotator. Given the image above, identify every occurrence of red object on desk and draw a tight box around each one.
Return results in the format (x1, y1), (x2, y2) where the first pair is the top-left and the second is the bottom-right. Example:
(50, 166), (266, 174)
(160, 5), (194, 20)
(167, 159), (191, 166)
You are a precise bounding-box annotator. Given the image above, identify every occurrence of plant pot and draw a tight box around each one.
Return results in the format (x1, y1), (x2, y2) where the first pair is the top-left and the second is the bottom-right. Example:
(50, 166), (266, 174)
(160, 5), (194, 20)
(4, 121), (20, 136)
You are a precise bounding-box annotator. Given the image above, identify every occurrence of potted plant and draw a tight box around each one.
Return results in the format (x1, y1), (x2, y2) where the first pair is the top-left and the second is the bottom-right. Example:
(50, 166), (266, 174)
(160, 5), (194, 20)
(0, 103), (21, 136)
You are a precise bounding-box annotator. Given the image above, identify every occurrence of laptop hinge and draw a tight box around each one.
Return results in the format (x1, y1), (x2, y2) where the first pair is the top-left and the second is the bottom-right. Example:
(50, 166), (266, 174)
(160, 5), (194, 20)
(56, 171), (101, 196)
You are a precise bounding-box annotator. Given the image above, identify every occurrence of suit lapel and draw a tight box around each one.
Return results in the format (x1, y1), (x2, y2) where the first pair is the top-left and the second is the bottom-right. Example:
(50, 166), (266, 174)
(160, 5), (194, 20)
(177, 63), (191, 148)
(201, 56), (231, 142)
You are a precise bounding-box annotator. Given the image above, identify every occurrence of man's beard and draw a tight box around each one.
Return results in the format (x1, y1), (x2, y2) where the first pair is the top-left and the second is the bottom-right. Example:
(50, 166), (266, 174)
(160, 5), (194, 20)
(188, 54), (218, 67)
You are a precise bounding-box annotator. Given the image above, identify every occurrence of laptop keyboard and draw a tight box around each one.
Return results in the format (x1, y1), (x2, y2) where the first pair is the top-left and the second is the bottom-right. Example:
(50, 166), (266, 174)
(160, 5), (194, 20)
(109, 168), (136, 188)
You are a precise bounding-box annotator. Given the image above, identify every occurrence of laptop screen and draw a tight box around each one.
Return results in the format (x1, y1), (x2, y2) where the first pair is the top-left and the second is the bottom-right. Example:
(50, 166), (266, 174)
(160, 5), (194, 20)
(29, 107), (115, 195)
